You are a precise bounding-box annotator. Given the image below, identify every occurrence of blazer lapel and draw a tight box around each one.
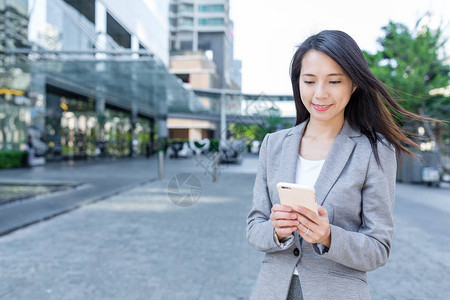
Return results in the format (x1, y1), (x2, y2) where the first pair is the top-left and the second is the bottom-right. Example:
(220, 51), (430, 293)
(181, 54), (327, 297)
(277, 121), (307, 186)
(314, 121), (360, 206)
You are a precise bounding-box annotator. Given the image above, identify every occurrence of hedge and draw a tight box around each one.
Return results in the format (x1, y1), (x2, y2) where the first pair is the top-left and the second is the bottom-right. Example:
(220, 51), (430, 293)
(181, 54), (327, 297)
(0, 150), (28, 169)
(168, 138), (220, 153)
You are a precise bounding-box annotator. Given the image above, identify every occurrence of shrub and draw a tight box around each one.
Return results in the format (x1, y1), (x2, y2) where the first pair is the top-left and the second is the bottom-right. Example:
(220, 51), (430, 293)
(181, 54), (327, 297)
(209, 139), (219, 152)
(0, 150), (28, 169)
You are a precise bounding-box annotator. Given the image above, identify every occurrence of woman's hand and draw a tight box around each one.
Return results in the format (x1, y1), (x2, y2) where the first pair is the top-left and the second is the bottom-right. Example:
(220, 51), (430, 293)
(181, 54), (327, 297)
(270, 204), (299, 241)
(296, 205), (331, 248)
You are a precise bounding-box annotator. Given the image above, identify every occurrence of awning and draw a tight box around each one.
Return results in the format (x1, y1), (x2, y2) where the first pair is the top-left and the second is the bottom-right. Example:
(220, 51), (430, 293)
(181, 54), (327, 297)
(2, 53), (208, 117)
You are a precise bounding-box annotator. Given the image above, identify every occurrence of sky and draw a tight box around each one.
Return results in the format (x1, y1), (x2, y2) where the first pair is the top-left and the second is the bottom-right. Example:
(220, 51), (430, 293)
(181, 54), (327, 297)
(229, 0), (450, 95)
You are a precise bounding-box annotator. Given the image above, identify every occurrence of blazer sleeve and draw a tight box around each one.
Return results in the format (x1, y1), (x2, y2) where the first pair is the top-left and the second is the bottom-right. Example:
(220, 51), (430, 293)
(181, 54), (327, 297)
(246, 134), (295, 253)
(313, 140), (396, 272)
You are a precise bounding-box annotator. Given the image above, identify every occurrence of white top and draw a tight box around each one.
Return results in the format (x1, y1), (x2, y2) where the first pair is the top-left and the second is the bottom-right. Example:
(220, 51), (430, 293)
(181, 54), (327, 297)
(295, 155), (325, 187)
(293, 154), (325, 275)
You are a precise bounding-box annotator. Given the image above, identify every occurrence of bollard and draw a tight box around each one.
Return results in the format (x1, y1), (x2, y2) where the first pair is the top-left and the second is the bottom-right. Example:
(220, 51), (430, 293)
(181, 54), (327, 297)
(158, 150), (164, 180)
(213, 151), (219, 182)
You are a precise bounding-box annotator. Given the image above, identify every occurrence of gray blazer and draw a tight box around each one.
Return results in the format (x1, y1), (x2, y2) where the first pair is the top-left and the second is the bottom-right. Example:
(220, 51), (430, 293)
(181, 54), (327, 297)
(246, 120), (396, 300)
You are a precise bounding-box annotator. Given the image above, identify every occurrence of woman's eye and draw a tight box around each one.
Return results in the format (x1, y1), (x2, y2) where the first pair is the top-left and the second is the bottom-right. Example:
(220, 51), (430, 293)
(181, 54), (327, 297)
(330, 81), (341, 84)
(303, 81), (314, 84)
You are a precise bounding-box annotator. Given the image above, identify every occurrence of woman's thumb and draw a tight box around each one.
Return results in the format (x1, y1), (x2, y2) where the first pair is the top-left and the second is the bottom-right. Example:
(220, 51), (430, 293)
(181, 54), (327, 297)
(317, 205), (328, 217)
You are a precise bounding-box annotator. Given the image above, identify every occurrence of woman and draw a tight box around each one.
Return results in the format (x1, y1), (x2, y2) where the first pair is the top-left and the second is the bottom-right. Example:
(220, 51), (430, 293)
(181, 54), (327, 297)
(246, 30), (427, 300)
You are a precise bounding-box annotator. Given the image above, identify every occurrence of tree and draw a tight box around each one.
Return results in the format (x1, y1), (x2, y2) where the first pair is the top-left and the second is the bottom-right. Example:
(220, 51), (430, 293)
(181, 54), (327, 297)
(363, 19), (449, 116)
(364, 18), (450, 170)
(364, 15), (450, 173)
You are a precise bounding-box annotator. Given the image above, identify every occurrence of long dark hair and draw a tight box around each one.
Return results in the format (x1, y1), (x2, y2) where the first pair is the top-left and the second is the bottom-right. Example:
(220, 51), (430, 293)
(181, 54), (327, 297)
(290, 30), (429, 164)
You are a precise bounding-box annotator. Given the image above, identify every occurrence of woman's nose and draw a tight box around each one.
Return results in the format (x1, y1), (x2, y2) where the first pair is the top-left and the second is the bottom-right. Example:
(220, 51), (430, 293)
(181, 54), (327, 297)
(314, 83), (328, 99)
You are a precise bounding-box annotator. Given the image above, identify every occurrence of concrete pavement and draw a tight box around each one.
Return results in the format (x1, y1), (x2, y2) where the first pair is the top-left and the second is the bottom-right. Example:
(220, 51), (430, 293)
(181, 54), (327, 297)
(368, 182), (450, 299)
(0, 157), (160, 236)
(0, 155), (263, 299)
(0, 154), (449, 299)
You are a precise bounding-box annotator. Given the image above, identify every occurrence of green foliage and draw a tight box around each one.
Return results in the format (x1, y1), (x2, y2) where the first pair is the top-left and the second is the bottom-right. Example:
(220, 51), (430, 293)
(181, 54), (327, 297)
(228, 123), (268, 142)
(0, 150), (28, 169)
(228, 116), (292, 142)
(425, 94), (450, 121)
(209, 139), (219, 152)
(363, 20), (449, 115)
(168, 138), (219, 152)
(157, 137), (169, 153)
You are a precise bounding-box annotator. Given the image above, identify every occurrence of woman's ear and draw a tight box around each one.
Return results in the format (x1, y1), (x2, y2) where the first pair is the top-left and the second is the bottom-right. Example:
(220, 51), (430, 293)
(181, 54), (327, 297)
(352, 84), (357, 94)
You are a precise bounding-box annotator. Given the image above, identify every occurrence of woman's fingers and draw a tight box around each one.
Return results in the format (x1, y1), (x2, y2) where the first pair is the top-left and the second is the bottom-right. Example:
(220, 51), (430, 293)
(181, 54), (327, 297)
(270, 211), (297, 221)
(270, 204), (297, 223)
(271, 205), (299, 240)
(295, 205), (331, 246)
(273, 219), (299, 228)
(271, 212), (298, 234)
(277, 227), (297, 236)
(297, 214), (320, 235)
(297, 206), (319, 220)
(271, 204), (292, 213)
(317, 205), (328, 218)
(296, 225), (316, 244)
(297, 206), (329, 226)
(296, 223), (309, 235)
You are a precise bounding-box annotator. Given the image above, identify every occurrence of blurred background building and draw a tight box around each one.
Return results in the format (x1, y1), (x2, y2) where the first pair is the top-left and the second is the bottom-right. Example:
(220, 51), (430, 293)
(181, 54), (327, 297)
(0, 0), (283, 162)
(0, 0), (198, 160)
(169, 0), (241, 90)
(167, 0), (242, 140)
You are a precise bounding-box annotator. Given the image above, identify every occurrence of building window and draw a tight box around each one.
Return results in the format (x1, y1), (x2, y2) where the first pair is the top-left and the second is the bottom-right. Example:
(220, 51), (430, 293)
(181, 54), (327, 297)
(198, 4), (224, 12)
(63, 0), (95, 24)
(180, 41), (192, 51)
(175, 74), (190, 83)
(106, 12), (131, 48)
(198, 18), (224, 26)
(179, 17), (193, 26)
(179, 4), (194, 13)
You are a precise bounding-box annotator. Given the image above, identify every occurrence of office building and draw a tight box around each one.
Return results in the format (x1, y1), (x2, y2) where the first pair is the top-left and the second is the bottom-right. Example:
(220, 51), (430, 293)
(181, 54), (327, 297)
(0, 0), (195, 160)
(170, 51), (219, 89)
(169, 0), (241, 90)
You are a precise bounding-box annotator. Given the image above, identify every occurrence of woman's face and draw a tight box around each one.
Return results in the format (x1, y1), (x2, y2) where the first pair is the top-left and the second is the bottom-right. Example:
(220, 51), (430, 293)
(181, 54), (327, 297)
(299, 50), (356, 125)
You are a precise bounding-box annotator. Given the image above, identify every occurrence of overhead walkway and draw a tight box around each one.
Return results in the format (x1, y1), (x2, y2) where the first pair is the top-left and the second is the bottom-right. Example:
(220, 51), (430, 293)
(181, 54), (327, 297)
(171, 88), (296, 125)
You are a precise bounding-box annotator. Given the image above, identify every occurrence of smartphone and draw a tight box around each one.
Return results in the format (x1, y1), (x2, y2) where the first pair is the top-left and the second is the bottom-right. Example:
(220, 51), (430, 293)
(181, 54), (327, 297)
(276, 182), (318, 215)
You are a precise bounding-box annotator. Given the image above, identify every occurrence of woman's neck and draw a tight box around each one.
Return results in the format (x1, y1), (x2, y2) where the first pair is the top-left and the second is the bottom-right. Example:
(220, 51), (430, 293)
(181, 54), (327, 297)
(303, 117), (345, 139)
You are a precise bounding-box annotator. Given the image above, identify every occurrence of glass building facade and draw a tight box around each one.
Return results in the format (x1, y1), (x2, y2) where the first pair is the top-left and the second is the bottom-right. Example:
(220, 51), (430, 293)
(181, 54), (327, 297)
(0, 0), (31, 152)
(0, 0), (198, 160)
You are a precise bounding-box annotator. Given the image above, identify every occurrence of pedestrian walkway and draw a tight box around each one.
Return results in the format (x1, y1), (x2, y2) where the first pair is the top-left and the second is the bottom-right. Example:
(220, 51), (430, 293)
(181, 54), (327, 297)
(0, 154), (263, 299)
(0, 154), (449, 299)
(0, 157), (161, 236)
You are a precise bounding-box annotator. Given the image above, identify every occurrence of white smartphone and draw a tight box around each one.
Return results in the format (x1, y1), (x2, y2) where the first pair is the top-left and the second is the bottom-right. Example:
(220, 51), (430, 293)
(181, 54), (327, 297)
(276, 182), (318, 215)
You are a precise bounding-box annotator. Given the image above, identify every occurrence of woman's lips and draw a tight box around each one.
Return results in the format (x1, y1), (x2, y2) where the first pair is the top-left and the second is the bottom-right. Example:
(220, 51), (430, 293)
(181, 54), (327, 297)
(312, 104), (332, 111)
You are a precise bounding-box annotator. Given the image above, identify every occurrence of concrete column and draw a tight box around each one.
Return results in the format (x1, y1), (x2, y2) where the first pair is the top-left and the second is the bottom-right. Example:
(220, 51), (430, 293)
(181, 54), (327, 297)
(219, 90), (226, 150)
(95, 87), (106, 155)
(28, 0), (47, 46)
(28, 67), (46, 134)
(149, 117), (155, 155)
(131, 102), (138, 156)
(131, 35), (139, 59)
(156, 115), (167, 180)
(157, 118), (168, 141)
(192, 2), (198, 52)
(193, 31), (198, 52)
(95, 0), (107, 58)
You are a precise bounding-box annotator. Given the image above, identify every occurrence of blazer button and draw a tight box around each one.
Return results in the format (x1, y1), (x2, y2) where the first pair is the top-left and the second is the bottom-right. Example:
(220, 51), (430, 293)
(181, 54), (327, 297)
(293, 248), (299, 256)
